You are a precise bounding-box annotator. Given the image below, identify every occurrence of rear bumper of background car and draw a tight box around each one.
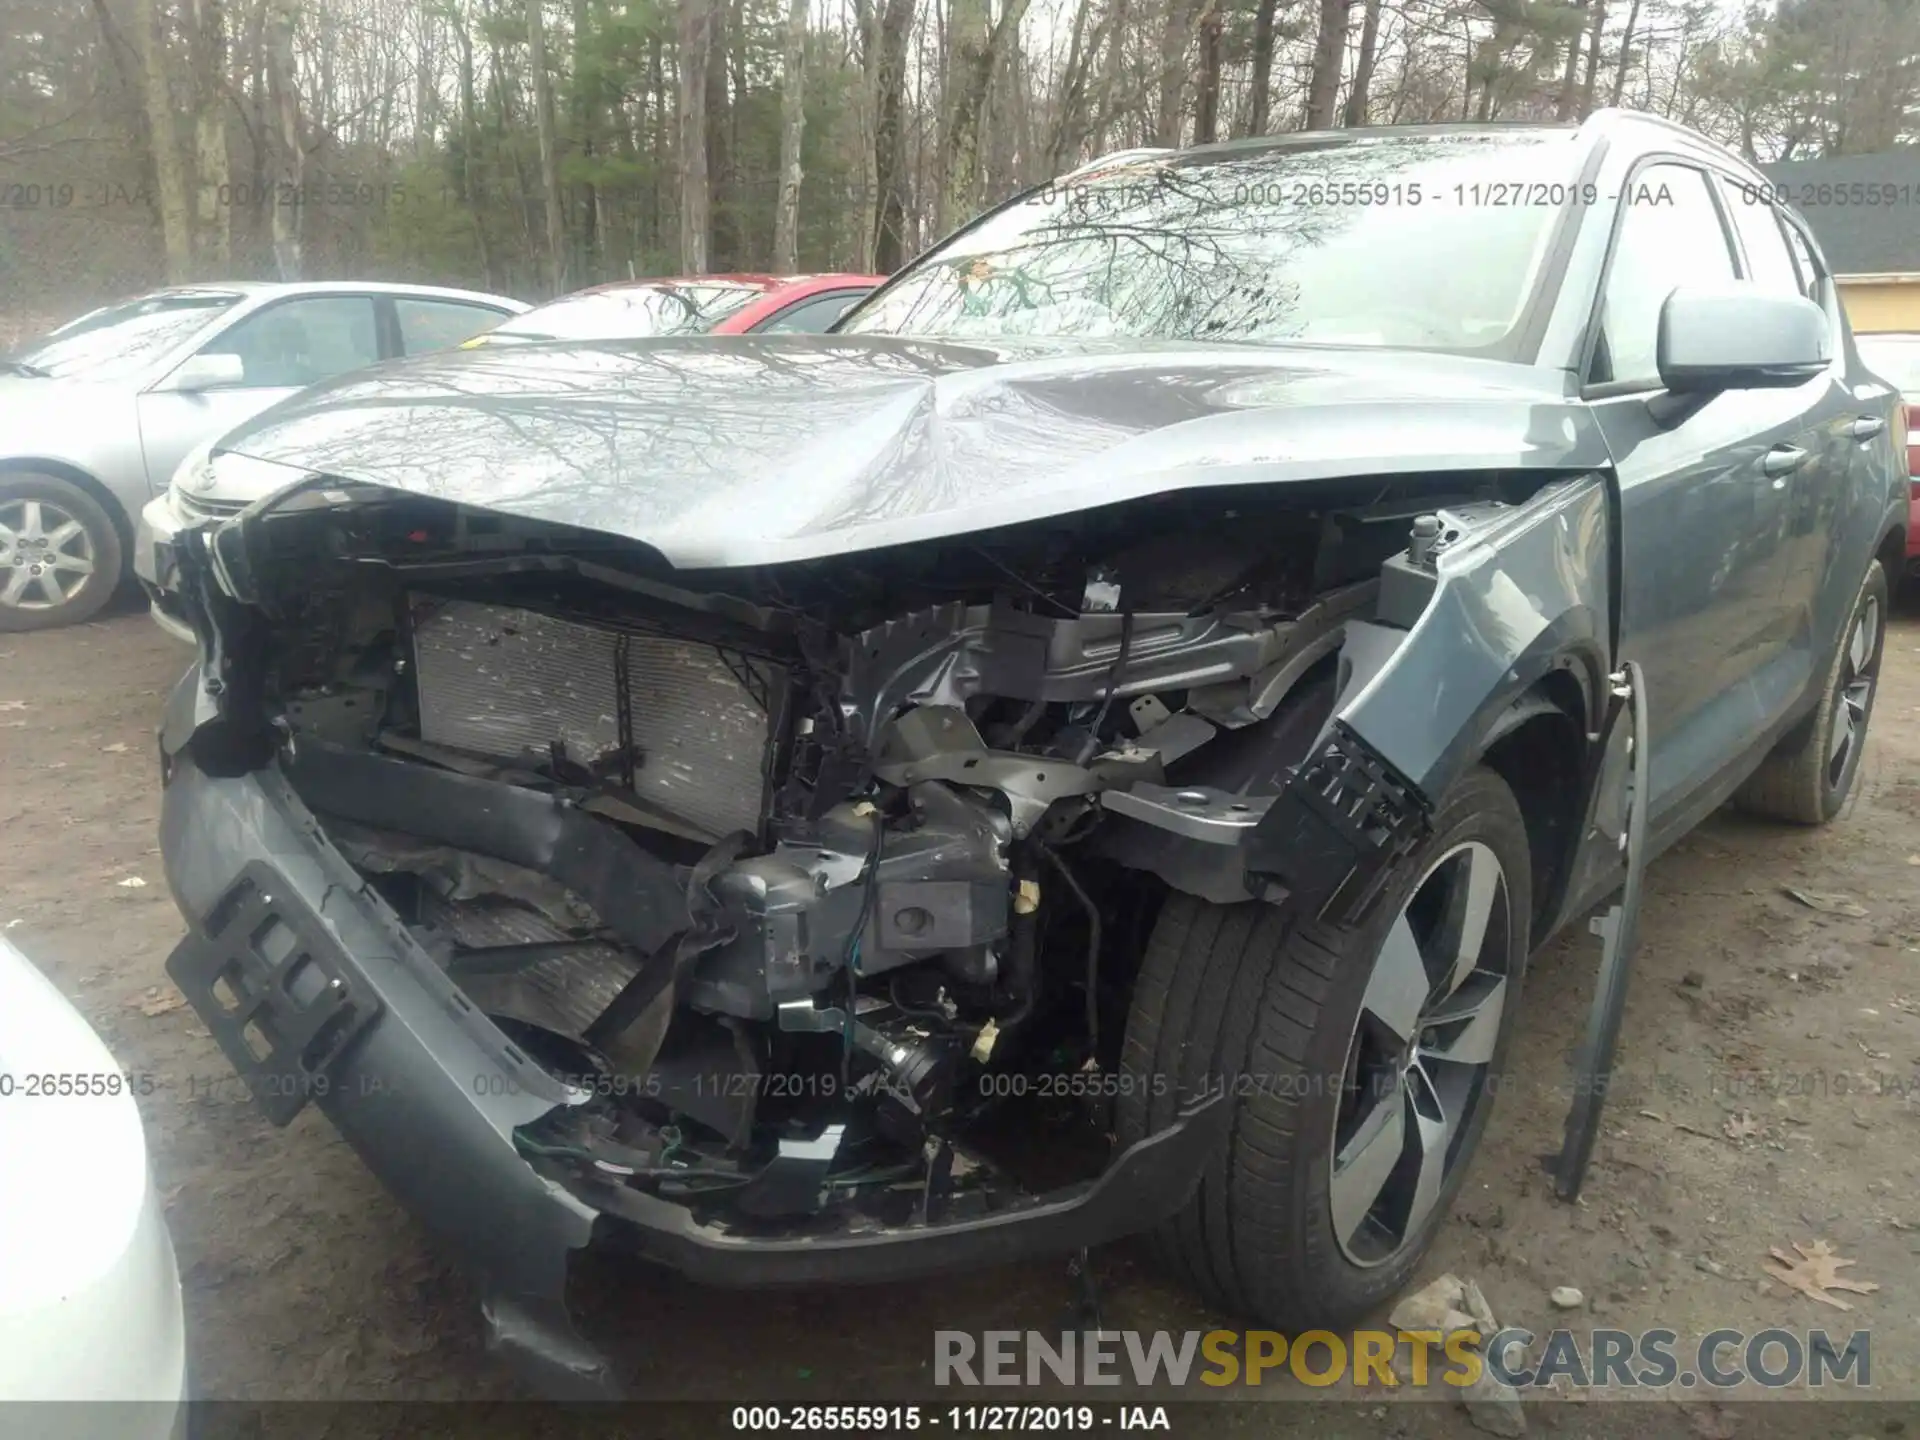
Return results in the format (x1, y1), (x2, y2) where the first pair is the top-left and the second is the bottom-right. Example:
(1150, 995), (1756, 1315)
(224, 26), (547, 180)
(156, 732), (1226, 1398)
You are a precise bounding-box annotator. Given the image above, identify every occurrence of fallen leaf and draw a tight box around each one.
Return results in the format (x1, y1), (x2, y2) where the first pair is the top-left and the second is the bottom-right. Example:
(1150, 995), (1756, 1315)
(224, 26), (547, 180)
(1762, 1239), (1879, 1311)
(2, 919), (19, 930)
(131, 987), (187, 1017)
(1859, 1040), (1891, 1060)
(0, 700), (28, 712)
(115, 876), (148, 889)
(1907, 855), (1920, 867)
(100, 741), (129, 754)
(1780, 886), (1868, 918)
(1723, 1112), (1762, 1141)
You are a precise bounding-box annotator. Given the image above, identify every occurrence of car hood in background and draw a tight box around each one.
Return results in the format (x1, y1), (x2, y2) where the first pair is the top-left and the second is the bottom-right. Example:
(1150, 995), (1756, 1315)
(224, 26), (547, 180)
(215, 334), (1608, 569)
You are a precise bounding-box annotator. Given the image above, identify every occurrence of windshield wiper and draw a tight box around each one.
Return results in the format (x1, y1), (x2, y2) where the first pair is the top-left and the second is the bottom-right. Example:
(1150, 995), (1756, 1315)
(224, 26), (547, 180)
(0, 359), (49, 377)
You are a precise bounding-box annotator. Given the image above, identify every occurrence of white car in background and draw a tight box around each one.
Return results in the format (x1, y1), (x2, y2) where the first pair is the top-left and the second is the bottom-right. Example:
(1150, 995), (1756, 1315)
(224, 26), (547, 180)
(0, 280), (526, 632)
(0, 936), (187, 1435)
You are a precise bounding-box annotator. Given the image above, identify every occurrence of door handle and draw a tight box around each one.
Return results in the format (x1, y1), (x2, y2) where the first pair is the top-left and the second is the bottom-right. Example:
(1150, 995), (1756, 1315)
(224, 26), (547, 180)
(1849, 414), (1887, 440)
(1762, 445), (1808, 477)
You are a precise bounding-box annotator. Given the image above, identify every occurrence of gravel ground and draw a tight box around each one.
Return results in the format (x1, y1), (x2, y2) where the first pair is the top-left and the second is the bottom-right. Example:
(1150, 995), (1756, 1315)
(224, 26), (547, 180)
(6, 591), (1920, 1438)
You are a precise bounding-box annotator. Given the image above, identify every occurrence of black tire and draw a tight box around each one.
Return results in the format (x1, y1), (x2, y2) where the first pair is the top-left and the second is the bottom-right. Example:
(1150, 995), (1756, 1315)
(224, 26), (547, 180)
(1735, 558), (1887, 825)
(1117, 764), (1531, 1328)
(0, 472), (124, 632)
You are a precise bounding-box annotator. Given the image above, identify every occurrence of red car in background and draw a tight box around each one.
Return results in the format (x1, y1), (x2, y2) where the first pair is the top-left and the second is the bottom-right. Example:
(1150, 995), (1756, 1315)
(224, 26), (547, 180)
(470, 273), (885, 347)
(1855, 332), (1920, 575)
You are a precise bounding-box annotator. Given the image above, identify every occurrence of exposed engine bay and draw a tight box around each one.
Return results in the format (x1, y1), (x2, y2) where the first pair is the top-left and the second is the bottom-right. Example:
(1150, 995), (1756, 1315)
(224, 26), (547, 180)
(168, 470), (1570, 1250)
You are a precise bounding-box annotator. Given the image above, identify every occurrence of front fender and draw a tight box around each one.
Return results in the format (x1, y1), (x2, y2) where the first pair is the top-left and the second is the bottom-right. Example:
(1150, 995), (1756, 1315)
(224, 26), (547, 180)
(1244, 475), (1613, 923)
(1336, 474), (1612, 802)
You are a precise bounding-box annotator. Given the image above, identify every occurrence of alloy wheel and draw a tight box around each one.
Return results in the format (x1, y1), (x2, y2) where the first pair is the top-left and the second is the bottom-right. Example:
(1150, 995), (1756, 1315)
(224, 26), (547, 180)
(1825, 594), (1880, 793)
(1330, 840), (1512, 1267)
(0, 497), (96, 612)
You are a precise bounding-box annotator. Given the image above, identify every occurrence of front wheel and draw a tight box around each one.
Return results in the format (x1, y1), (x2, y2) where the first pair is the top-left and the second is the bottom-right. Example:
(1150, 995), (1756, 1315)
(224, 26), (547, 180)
(1117, 765), (1531, 1327)
(1736, 558), (1887, 825)
(0, 474), (123, 631)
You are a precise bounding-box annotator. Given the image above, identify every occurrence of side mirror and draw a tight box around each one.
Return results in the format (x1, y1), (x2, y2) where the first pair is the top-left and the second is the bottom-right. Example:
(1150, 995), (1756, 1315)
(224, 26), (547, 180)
(1656, 285), (1831, 394)
(167, 352), (247, 393)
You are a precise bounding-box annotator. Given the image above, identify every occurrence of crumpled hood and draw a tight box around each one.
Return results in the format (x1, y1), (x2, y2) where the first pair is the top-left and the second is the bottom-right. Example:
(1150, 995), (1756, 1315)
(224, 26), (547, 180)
(217, 333), (1608, 568)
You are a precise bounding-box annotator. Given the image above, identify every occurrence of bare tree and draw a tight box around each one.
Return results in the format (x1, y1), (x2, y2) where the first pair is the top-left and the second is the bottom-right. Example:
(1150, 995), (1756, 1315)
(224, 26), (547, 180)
(139, 0), (194, 279)
(527, 0), (567, 293)
(1247, 0), (1281, 134)
(772, 0), (807, 272)
(190, 0), (230, 267)
(677, 0), (713, 273)
(941, 0), (1032, 230)
(1304, 0), (1349, 128)
(1343, 0), (1383, 125)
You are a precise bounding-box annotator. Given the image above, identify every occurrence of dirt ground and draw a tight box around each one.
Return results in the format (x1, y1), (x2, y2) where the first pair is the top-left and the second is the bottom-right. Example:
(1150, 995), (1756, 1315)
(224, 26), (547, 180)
(6, 587), (1920, 1436)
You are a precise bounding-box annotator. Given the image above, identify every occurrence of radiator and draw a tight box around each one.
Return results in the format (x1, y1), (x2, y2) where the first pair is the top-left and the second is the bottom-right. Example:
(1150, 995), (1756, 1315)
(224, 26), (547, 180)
(409, 597), (774, 840)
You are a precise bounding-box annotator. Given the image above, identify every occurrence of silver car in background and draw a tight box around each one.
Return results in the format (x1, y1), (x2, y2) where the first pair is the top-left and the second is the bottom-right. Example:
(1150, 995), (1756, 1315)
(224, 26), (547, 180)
(0, 281), (527, 631)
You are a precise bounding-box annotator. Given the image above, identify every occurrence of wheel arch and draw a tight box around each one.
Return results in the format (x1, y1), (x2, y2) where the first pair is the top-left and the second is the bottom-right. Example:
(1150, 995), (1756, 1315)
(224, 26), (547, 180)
(1475, 667), (1594, 949)
(0, 456), (137, 555)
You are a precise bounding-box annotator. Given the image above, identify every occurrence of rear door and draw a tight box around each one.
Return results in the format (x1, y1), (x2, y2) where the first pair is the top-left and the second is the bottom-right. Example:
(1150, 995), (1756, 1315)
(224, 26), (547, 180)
(1587, 160), (1845, 845)
(1713, 181), (1858, 717)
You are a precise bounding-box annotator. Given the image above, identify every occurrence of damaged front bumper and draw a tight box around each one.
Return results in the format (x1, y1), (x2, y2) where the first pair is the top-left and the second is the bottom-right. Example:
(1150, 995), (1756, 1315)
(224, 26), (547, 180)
(157, 698), (1227, 1397)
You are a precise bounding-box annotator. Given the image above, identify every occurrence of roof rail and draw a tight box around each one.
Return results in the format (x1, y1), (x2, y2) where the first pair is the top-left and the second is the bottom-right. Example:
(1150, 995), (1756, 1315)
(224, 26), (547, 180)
(1058, 147), (1175, 180)
(1580, 107), (1766, 179)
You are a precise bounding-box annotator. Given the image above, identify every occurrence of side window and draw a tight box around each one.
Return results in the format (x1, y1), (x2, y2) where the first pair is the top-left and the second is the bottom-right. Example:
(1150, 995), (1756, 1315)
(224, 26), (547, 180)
(1719, 183), (1803, 298)
(396, 298), (507, 354)
(1781, 220), (1826, 303)
(1593, 163), (1737, 388)
(200, 296), (380, 389)
(756, 293), (864, 334)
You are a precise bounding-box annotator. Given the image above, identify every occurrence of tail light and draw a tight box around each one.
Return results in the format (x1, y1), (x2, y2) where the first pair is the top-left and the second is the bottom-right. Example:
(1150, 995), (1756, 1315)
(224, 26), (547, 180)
(1904, 402), (1919, 480)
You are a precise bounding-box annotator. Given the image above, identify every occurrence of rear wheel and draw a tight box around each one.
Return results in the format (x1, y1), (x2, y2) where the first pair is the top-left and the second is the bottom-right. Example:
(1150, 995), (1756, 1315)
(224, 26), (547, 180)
(1117, 765), (1530, 1326)
(0, 474), (123, 631)
(1736, 559), (1886, 825)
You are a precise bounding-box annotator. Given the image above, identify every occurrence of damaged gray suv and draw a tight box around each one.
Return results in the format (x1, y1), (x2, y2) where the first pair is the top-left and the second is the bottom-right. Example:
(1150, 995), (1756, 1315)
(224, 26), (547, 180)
(157, 110), (1906, 1395)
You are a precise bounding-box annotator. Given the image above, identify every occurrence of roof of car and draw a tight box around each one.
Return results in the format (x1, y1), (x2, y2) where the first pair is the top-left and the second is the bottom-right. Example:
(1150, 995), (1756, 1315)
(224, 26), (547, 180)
(150, 279), (528, 309)
(1077, 109), (1766, 185)
(570, 273), (882, 297)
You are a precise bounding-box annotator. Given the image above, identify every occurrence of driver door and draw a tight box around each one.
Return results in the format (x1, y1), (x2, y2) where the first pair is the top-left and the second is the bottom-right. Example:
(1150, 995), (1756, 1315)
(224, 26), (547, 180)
(134, 294), (384, 493)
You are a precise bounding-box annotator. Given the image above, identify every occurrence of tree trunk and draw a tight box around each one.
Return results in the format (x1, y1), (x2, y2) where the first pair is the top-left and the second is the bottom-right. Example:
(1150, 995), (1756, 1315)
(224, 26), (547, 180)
(942, 0), (1033, 230)
(1155, 0), (1197, 146)
(265, 0), (301, 279)
(1342, 0), (1382, 126)
(1192, 0), (1223, 144)
(1554, 0), (1585, 121)
(1089, 0), (1130, 148)
(1247, 0), (1278, 135)
(527, 0), (568, 295)
(1047, 0), (1097, 169)
(705, 0), (732, 267)
(772, 0), (807, 272)
(1577, 0), (1606, 119)
(869, 0), (913, 263)
(1304, 0), (1349, 130)
(1609, 0), (1641, 106)
(454, 8), (499, 290)
(573, 0), (598, 282)
(139, 0), (195, 280)
(191, 0), (230, 268)
(677, 0), (713, 273)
